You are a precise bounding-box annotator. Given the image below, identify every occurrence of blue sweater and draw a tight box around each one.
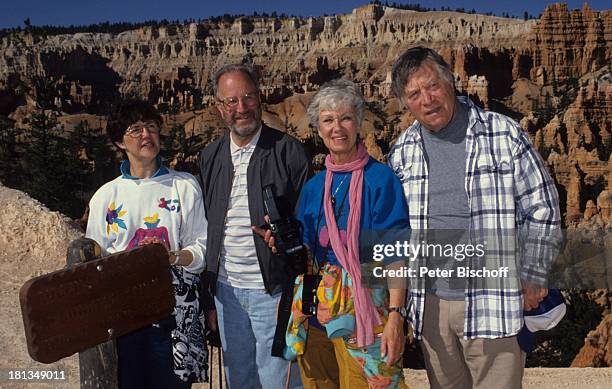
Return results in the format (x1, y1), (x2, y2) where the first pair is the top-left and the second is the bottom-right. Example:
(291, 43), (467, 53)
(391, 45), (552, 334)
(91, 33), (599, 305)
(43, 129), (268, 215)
(296, 158), (410, 267)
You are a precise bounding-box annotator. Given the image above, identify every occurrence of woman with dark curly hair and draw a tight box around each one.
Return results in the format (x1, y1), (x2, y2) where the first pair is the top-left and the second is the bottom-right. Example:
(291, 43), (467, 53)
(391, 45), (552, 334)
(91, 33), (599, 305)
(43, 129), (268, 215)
(86, 99), (208, 388)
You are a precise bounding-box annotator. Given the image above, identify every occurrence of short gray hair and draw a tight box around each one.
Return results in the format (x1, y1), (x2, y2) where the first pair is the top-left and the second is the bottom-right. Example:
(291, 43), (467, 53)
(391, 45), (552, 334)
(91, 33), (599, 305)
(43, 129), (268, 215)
(307, 79), (365, 129)
(391, 46), (455, 101)
(212, 64), (259, 97)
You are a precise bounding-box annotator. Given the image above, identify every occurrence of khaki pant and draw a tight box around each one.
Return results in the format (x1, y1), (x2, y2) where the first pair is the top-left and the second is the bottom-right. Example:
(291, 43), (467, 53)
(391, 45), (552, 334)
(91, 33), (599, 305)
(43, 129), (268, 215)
(297, 326), (369, 389)
(421, 294), (526, 389)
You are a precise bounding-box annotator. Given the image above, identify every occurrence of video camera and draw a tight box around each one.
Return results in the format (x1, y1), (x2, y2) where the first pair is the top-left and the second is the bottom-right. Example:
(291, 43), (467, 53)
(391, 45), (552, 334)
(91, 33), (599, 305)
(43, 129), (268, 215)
(262, 184), (307, 276)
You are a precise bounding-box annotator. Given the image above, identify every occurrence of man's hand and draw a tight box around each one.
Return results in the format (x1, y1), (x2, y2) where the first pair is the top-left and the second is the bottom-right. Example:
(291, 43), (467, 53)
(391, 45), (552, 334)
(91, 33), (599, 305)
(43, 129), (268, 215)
(523, 283), (548, 310)
(380, 312), (405, 366)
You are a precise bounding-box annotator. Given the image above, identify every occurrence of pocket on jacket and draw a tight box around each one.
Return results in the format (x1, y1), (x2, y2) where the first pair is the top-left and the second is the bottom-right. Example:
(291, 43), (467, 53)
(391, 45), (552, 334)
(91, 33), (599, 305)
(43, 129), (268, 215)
(472, 159), (513, 207)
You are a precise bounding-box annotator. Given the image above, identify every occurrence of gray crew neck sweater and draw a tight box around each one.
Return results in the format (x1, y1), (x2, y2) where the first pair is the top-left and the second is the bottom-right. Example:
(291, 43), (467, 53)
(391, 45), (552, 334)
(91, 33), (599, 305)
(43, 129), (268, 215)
(420, 99), (470, 300)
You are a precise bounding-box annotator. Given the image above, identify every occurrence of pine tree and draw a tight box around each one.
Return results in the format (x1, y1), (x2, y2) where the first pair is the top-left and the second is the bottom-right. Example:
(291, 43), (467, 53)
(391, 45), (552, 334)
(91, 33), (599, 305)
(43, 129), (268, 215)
(85, 124), (119, 186)
(73, 121), (120, 215)
(16, 113), (101, 218)
(17, 112), (66, 210)
(0, 117), (22, 185)
(161, 121), (203, 174)
(65, 121), (103, 216)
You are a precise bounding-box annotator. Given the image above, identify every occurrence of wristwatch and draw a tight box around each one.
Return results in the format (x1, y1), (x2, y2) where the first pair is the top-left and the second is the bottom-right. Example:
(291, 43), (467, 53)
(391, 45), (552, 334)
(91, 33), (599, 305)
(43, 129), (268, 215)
(388, 306), (407, 319)
(170, 251), (181, 266)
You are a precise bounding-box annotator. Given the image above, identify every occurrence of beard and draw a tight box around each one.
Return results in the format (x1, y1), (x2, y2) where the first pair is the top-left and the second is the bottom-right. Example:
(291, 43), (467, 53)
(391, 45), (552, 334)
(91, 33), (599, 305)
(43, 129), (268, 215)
(230, 121), (260, 139)
(227, 109), (262, 140)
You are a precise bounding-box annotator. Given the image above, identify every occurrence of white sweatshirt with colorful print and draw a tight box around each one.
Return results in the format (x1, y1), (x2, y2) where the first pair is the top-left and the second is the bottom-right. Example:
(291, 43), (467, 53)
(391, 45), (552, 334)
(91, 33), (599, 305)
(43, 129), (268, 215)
(85, 169), (206, 272)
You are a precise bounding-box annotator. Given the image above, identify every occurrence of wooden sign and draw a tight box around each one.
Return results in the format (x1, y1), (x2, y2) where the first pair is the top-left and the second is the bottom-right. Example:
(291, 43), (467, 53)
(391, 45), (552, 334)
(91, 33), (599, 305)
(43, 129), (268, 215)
(20, 244), (174, 364)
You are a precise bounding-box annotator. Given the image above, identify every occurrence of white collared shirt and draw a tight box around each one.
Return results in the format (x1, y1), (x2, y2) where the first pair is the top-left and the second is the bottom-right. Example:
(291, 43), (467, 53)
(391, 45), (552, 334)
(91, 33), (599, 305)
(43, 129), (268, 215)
(218, 128), (265, 288)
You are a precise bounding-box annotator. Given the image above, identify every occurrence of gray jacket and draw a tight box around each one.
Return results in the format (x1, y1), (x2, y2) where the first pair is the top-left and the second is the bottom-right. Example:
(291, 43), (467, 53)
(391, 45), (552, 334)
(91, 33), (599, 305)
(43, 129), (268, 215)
(197, 124), (311, 302)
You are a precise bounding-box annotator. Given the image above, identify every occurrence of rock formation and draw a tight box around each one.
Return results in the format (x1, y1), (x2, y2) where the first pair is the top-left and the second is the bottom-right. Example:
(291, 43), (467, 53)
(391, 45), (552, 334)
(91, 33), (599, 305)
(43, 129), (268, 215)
(0, 4), (537, 111)
(571, 293), (612, 367)
(0, 182), (81, 386)
(0, 3), (609, 223)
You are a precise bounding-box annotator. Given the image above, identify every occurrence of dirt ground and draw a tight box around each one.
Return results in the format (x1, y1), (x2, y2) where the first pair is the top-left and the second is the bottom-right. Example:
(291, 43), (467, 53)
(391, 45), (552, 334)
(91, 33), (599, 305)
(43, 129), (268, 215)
(402, 368), (612, 389)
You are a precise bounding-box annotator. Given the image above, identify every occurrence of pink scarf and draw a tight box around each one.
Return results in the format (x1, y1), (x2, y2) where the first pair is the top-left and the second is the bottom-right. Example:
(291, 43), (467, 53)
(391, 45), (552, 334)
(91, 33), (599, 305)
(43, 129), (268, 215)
(323, 142), (382, 347)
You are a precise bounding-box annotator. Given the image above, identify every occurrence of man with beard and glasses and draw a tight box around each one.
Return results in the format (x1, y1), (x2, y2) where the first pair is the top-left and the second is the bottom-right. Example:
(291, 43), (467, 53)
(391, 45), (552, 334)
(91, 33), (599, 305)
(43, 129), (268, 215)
(197, 64), (311, 389)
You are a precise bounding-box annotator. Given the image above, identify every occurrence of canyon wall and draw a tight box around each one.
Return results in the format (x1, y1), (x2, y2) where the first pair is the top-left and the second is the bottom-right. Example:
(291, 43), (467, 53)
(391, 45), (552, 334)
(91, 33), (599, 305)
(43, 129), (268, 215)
(0, 2), (609, 226)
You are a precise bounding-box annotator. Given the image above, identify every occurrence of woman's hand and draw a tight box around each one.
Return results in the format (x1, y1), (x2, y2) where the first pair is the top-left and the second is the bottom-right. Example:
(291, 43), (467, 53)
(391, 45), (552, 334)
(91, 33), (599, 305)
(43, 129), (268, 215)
(380, 311), (405, 366)
(207, 309), (218, 332)
(382, 266), (406, 366)
(138, 236), (169, 250)
(252, 215), (278, 254)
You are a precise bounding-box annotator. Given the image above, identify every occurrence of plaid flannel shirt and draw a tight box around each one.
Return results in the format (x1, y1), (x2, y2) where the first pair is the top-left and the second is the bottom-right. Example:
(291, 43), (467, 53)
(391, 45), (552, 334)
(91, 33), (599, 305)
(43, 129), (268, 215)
(387, 97), (561, 339)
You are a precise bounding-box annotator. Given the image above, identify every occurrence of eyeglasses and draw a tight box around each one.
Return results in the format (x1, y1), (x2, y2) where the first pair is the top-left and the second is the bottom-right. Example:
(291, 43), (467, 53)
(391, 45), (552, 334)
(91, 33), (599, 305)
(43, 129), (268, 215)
(216, 92), (259, 110)
(124, 121), (160, 138)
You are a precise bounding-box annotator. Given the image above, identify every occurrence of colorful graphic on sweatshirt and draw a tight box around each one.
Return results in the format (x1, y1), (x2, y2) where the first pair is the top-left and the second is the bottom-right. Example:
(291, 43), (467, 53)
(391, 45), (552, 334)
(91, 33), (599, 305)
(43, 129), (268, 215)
(106, 202), (127, 235)
(127, 213), (171, 249)
(159, 197), (180, 213)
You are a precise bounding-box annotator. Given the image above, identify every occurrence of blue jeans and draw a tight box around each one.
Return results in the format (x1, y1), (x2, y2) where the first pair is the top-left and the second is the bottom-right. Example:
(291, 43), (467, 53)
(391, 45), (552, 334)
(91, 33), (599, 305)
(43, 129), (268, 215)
(215, 281), (302, 389)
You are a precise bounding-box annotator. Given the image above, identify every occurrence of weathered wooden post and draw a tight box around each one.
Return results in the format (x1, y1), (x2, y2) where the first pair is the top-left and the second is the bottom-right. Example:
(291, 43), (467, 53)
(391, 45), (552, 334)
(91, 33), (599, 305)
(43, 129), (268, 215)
(65, 237), (118, 389)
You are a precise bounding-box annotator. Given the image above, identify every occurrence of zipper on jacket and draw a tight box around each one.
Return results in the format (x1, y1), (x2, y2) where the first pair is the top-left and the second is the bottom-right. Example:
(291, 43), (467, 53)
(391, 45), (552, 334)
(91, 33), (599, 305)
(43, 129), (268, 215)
(247, 160), (273, 294)
(213, 168), (234, 294)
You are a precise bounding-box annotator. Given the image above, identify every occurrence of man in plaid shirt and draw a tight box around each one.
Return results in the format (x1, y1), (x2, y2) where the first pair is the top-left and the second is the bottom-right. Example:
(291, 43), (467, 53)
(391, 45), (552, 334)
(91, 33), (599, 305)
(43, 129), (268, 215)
(387, 47), (561, 388)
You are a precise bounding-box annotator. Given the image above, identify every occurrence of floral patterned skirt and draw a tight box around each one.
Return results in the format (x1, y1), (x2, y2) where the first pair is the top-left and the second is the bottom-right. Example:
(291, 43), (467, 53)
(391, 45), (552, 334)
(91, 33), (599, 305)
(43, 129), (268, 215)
(285, 263), (407, 389)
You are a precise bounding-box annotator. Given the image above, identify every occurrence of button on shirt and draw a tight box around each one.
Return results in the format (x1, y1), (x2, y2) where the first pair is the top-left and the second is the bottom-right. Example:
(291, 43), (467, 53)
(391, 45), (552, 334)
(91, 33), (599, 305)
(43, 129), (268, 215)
(218, 128), (265, 289)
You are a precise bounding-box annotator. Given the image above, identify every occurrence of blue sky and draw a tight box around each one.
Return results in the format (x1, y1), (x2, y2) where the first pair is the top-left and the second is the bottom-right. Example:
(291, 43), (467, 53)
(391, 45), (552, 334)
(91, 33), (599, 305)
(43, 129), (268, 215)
(1, 1), (609, 29)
